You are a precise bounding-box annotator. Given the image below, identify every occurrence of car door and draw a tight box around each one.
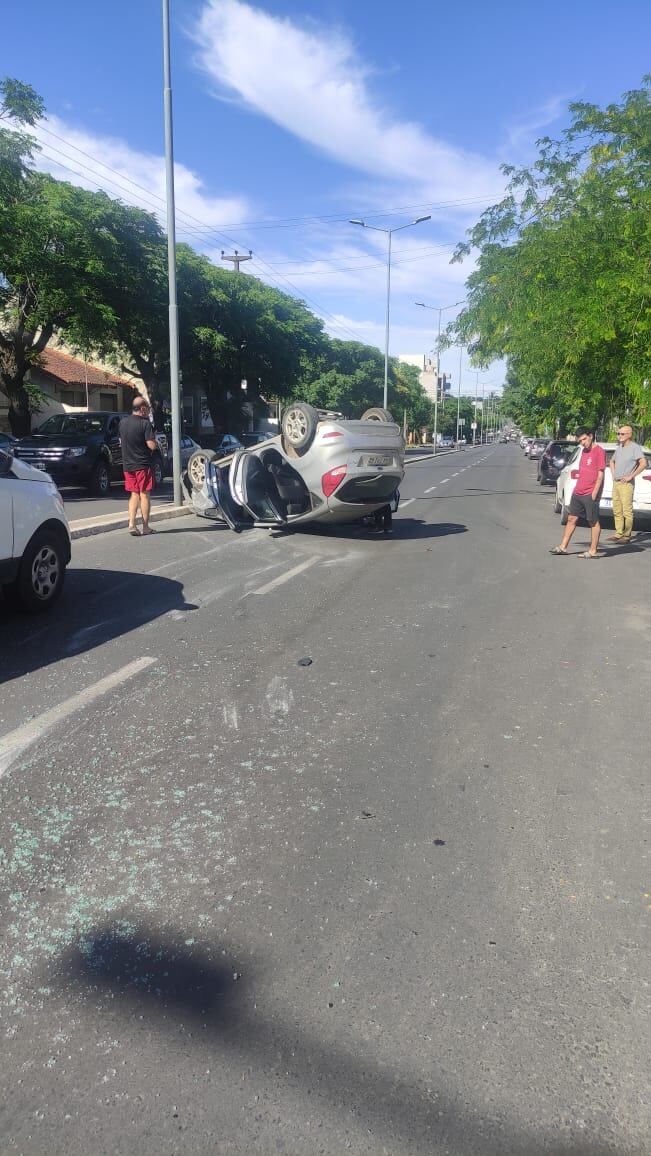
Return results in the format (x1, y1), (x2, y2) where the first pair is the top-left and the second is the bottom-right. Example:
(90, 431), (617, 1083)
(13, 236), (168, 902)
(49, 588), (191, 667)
(230, 451), (286, 524)
(209, 462), (248, 532)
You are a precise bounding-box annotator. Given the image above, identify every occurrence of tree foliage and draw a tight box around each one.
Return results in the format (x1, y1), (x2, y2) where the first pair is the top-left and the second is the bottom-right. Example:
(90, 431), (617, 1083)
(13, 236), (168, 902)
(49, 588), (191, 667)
(450, 78), (651, 437)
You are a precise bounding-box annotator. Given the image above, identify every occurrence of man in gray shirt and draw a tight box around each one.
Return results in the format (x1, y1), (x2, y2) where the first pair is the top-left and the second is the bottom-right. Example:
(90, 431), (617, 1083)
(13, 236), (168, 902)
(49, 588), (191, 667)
(607, 425), (648, 542)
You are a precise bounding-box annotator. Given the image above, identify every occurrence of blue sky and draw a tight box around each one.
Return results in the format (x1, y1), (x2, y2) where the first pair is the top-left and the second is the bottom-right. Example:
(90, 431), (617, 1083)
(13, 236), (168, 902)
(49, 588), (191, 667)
(2, 0), (649, 394)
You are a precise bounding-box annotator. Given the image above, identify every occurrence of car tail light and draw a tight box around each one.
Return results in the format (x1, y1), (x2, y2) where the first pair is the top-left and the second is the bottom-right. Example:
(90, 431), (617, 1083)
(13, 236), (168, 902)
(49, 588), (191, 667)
(642, 473), (651, 482)
(570, 469), (579, 479)
(319, 430), (344, 440)
(322, 464), (347, 497)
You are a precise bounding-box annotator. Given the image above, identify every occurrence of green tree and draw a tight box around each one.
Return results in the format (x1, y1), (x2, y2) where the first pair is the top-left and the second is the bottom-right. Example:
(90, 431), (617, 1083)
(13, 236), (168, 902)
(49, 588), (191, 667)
(450, 78), (651, 437)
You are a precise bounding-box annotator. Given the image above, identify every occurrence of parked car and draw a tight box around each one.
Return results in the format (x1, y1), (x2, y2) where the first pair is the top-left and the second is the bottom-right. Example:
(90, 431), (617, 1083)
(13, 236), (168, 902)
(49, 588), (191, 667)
(185, 403), (405, 533)
(555, 441), (651, 524)
(0, 444), (71, 611)
(522, 437), (534, 455)
(0, 432), (18, 450)
(241, 432), (273, 448)
(537, 440), (576, 485)
(13, 412), (167, 495)
(214, 434), (244, 458)
(162, 433), (201, 474)
(527, 438), (549, 461)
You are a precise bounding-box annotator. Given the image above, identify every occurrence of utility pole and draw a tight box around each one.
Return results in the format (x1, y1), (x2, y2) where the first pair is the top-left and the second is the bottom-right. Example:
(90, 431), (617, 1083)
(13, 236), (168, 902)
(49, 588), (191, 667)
(162, 0), (182, 509)
(221, 250), (253, 272)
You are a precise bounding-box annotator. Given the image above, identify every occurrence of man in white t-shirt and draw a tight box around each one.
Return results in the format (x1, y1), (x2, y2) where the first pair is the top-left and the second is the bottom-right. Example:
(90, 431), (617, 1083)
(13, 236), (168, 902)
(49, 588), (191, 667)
(608, 425), (648, 542)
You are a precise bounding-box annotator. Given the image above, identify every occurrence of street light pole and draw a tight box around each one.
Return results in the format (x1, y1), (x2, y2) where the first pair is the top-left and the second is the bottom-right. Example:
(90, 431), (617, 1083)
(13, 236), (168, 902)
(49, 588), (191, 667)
(457, 344), (463, 450)
(350, 215), (431, 410)
(162, 0), (182, 508)
(415, 300), (464, 454)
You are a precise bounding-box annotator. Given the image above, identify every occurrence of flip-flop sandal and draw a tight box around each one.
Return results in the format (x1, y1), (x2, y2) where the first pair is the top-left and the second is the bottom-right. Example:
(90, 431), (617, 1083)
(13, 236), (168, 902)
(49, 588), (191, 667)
(129, 528), (141, 537)
(141, 527), (157, 535)
(577, 551), (599, 558)
(549, 546), (568, 554)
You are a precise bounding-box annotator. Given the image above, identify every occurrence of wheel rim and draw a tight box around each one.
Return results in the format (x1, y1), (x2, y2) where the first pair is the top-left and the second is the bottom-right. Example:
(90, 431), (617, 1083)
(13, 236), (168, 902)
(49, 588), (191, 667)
(98, 465), (109, 493)
(284, 408), (309, 444)
(31, 545), (60, 601)
(189, 453), (208, 488)
(154, 461), (163, 484)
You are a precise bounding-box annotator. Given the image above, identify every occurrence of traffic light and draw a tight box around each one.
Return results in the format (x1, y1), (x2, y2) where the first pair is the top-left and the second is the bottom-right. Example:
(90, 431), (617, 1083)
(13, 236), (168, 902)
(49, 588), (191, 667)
(437, 373), (448, 403)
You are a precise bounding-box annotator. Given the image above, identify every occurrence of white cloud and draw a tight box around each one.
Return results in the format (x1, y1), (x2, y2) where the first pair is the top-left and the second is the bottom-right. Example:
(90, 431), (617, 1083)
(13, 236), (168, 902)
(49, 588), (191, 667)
(30, 114), (251, 236)
(190, 0), (504, 203)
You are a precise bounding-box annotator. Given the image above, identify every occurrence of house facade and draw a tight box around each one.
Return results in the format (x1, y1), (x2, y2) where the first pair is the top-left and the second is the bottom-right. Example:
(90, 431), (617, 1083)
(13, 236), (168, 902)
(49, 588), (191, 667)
(0, 348), (138, 433)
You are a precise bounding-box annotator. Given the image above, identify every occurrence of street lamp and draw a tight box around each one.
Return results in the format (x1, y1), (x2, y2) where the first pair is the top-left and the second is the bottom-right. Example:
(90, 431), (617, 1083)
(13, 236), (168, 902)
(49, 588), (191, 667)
(350, 215), (431, 410)
(415, 300), (464, 453)
(162, 0), (182, 507)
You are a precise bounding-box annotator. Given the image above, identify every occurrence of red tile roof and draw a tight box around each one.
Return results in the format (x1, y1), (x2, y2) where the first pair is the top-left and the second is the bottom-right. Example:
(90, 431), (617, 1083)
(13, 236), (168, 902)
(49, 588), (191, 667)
(39, 348), (135, 389)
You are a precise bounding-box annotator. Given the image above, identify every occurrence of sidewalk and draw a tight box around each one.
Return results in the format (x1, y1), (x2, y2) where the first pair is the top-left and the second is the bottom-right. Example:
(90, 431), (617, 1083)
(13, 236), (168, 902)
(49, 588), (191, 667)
(68, 502), (192, 540)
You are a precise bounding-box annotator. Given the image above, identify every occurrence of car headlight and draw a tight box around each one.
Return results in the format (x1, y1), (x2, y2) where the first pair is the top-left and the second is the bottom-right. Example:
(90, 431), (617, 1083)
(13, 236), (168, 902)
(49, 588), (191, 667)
(64, 446), (87, 458)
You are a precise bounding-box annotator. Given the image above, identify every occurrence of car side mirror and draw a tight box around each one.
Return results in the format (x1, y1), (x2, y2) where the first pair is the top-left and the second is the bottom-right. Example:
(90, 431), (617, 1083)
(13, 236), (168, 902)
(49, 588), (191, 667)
(553, 457), (565, 468)
(0, 447), (14, 476)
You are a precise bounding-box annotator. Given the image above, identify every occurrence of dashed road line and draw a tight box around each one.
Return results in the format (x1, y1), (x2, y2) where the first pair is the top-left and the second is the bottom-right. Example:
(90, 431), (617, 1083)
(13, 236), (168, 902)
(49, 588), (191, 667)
(247, 556), (319, 596)
(0, 656), (157, 778)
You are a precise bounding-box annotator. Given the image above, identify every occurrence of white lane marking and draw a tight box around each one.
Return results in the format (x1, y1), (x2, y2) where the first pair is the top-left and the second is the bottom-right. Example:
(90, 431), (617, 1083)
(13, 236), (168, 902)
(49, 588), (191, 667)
(399, 497), (416, 506)
(440, 478), (450, 484)
(248, 556), (319, 596)
(452, 472), (459, 477)
(0, 656), (157, 778)
(424, 486), (437, 493)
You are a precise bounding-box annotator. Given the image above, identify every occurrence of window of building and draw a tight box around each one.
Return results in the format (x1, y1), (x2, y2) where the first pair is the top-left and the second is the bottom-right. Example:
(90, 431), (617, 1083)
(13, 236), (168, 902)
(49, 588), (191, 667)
(100, 393), (117, 411)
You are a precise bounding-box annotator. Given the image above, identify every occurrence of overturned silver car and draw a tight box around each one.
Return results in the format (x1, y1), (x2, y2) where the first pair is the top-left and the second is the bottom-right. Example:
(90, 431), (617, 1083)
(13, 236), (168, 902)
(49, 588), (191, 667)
(184, 403), (405, 533)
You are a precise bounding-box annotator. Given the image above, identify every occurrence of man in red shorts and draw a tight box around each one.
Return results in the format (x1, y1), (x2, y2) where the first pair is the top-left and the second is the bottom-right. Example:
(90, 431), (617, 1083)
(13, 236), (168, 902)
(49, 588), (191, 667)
(550, 427), (606, 558)
(119, 397), (159, 536)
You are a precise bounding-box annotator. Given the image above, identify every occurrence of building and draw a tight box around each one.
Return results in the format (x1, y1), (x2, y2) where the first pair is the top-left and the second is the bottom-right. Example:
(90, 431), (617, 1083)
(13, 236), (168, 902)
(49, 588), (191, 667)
(0, 347), (138, 432)
(398, 354), (451, 404)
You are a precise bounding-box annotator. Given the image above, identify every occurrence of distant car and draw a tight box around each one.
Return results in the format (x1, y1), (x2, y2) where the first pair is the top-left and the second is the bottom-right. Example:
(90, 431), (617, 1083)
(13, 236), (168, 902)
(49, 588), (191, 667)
(439, 436), (455, 449)
(523, 438), (535, 456)
(214, 434), (244, 458)
(241, 432), (273, 448)
(537, 440), (576, 485)
(185, 403), (405, 533)
(528, 438), (549, 461)
(163, 434), (201, 474)
(555, 441), (651, 524)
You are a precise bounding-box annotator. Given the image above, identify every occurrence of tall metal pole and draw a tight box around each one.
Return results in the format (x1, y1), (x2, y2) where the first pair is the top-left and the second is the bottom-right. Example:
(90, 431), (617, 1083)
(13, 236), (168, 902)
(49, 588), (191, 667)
(432, 308), (442, 455)
(162, 0), (182, 508)
(456, 344), (463, 450)
(383, 230), (392, 410)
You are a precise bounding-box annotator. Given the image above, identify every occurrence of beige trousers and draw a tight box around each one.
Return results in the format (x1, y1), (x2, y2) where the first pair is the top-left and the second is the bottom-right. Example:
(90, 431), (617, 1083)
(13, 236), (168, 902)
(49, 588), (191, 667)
(612, 479), (634, 538)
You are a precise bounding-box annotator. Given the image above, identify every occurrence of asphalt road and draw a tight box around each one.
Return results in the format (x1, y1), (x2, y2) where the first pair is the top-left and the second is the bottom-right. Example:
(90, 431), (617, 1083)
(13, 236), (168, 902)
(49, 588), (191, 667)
(1, 445), (649, 1155)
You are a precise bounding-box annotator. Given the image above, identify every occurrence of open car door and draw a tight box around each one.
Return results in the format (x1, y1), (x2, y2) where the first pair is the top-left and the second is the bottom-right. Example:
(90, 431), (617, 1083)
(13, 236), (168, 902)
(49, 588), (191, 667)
(230, 450), (287, 525)
(211, 462), (249, 532)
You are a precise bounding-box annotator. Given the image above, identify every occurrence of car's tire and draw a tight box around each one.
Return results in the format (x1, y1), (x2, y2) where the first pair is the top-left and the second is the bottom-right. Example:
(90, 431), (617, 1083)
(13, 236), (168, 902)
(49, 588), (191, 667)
(361, 407), (395, 423)
(4, 527), (68, 613)
(187, 448), (217, 490)
(560, 502), (569, 525)
(90, 458), (111, 496)
(151, 453), (164, 489)
(554, 495), (562, 514)
(281, 403), (319, 454)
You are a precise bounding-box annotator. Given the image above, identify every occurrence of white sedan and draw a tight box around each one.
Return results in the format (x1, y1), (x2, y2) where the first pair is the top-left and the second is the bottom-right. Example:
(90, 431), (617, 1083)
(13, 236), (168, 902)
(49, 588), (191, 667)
(554, 442), (651, 524)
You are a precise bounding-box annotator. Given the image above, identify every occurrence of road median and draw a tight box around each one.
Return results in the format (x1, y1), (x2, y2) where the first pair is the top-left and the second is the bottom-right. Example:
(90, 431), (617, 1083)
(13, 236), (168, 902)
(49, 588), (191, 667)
(69, 503), (192, 540)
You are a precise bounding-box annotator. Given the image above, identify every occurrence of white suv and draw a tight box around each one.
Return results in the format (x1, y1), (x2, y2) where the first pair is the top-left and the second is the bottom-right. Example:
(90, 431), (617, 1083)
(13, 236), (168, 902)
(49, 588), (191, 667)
(0, 445), (71, 611)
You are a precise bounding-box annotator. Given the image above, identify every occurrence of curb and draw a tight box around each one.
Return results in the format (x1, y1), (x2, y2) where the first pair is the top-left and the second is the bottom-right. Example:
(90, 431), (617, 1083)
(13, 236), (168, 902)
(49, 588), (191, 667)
(69, 504), (193, 540)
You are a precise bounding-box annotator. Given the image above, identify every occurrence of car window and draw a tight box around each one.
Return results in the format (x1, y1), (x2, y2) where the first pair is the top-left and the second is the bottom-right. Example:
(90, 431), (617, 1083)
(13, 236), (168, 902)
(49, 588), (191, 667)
(37, 414), (105, 435)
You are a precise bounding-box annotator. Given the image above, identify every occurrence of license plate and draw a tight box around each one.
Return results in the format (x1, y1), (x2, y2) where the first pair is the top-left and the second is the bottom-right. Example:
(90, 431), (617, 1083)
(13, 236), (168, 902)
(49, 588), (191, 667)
(33, 461), (47, 471)
(601, 498), (612, 507)
(365, 454), (392, 467)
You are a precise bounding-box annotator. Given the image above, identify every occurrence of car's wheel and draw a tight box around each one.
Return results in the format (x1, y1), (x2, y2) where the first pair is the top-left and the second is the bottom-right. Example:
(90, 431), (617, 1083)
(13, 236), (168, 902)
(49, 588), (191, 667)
(151, 453), (164, 489)
(4, 528), (68, 613)
(361, 407), (395, 423)
(187, 448), (217, 490)
(281, 403), (319, 454)
(90, 458), (111, 496)
(554, 494), (562, 514)
(560, 502), (569, 525)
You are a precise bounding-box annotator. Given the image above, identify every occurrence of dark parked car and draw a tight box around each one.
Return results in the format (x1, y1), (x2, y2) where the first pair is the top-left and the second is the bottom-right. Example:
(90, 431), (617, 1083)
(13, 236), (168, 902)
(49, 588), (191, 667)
(214, 433), (244, 458)
(537, 440), (576, 485)
(0, 432), (18, 450)
(13, 411), (167, 495)
(240, 432), (272, 448)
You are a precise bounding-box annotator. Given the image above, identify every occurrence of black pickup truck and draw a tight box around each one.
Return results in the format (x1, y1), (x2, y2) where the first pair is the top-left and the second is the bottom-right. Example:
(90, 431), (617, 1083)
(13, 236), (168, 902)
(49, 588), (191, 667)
(13, 411), (167, 495)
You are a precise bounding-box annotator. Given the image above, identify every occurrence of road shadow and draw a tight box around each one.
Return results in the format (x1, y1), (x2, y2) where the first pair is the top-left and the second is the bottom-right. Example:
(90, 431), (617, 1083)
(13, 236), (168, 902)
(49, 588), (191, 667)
(0, 569), (197, 685)
(48, 923), (630, 1156)
(269, 520), (468, 542)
